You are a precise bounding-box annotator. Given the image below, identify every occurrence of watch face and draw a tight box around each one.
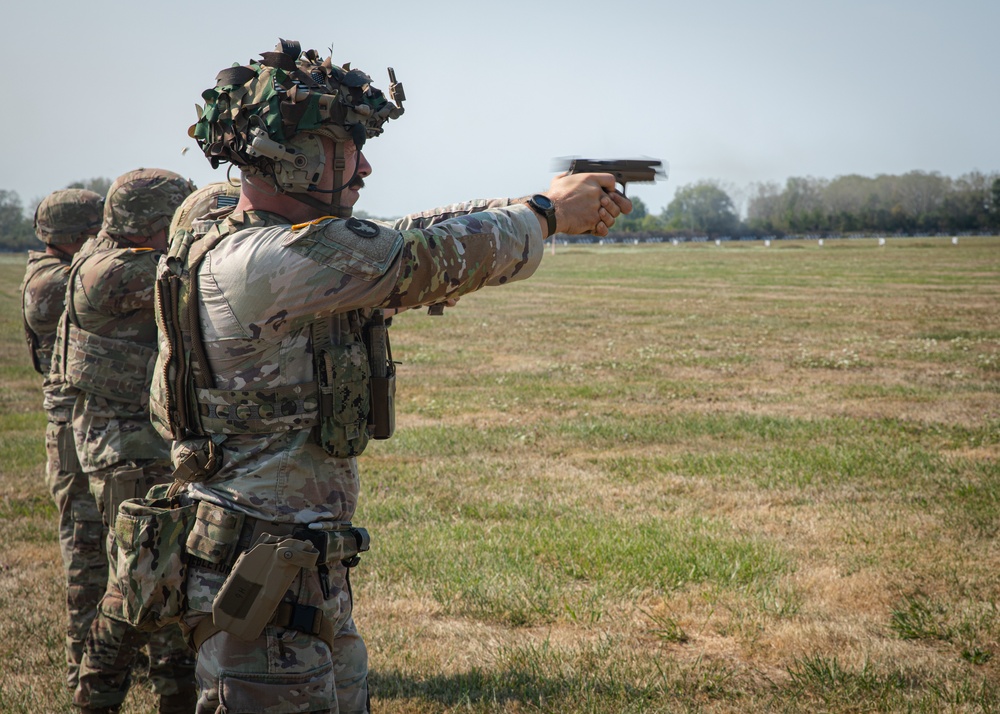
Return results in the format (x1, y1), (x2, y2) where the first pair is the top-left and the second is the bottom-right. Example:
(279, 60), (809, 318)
(531, 194), (554, 211)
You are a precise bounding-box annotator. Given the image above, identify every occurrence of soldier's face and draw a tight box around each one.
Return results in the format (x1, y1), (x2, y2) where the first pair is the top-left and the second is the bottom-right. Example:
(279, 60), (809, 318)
(315, 137), (372, 208)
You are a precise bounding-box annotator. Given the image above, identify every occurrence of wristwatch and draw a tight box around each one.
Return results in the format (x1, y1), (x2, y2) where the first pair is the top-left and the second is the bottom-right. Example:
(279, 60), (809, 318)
(526, 194), (557, 237)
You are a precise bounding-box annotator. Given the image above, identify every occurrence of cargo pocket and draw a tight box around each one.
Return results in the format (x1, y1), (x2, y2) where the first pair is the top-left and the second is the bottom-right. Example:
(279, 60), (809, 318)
(218, 662), (334, 713)
(113, 487), (197, 631)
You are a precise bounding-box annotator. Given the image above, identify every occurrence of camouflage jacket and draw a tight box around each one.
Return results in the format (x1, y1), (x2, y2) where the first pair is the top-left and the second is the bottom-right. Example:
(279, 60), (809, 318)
(63, 235), (168, 471)
(20, 250), (76, 417)
(180, 199), (542, 524)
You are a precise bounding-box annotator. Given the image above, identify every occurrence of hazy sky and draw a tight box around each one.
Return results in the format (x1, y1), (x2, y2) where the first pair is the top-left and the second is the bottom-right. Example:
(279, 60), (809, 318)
(4, 0), (998, 218)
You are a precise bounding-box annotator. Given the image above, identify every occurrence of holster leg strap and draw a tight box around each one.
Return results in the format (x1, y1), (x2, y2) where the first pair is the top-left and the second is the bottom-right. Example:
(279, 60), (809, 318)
(191, 602), (337, 652)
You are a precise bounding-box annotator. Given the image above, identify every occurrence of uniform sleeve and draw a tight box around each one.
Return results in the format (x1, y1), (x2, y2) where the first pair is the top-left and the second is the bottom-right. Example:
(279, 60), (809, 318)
(207, 204), (544, 339)
(373, 202), (544, 310)
(392, 199), (518, 230)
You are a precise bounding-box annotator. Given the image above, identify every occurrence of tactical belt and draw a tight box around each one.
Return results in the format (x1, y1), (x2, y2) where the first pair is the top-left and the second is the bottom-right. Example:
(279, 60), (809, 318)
(186, 513), (369, 574)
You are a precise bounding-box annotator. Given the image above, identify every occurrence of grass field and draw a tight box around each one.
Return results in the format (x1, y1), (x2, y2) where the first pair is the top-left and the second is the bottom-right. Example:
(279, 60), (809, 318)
(0, 237), (998, 713)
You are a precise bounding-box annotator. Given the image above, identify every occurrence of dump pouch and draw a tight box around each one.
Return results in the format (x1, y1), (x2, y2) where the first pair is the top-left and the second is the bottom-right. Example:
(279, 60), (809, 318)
(113, 484), (197, 631)
(212, 534), (319, 641)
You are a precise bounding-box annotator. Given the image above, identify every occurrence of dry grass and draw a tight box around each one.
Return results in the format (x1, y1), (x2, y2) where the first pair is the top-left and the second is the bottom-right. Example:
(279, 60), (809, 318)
(1, 237), (998, 712)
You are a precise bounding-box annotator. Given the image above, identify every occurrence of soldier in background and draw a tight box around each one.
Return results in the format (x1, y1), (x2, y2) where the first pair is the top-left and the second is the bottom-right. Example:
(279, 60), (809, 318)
(20, 189), (106, 694)
(150, 39), (629, 713)
(57, 169), (198, 714)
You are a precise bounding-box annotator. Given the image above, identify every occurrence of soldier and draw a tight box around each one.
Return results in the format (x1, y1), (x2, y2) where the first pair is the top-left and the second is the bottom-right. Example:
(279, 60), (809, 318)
(149, 39), (629, 713)
(59, 169), (199, 714)
(20, 189), (106, 694)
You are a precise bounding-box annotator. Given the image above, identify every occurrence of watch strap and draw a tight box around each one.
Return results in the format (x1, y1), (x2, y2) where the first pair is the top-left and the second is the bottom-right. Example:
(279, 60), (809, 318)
(526, 194), (557, 237)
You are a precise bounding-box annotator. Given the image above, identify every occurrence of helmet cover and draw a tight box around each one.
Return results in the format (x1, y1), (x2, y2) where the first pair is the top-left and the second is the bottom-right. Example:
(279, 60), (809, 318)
(34, 189), (104, 245)
(191, 39), (404, 194)
(101, 168), (196, 240)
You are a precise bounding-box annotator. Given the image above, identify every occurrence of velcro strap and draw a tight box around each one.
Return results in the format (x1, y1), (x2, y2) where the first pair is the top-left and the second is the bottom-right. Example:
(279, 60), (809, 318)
(275, 602), (322, 636)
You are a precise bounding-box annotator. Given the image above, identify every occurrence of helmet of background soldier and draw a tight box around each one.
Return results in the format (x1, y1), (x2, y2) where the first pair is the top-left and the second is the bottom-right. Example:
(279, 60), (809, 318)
(33, 189), (104, 245)
(169, 180), (241, 239)
(100, 168), (197, 241)
(190, 38), (404, 214)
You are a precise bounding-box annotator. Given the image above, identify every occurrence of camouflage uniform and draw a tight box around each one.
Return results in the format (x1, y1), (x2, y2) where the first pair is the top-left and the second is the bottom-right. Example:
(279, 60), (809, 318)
(59, 169), (198, 714)
(160, 199), (541, 713)
(20, 189), (106, 693)
(152, 41), (545, 713)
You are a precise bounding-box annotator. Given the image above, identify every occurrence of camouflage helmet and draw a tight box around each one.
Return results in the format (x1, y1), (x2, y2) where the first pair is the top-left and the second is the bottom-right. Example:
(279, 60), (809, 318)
(34, 189), (104, 245)
(191, 39), (404, 210)
(101, 168), (196, 240)
(168, 180), (241, 248)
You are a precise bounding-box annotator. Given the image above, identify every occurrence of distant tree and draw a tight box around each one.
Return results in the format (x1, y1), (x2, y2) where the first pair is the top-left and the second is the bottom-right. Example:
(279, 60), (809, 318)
(610, 196), (650, 233)
(782, 177), (828, 232)
(662, 181), (740, 236)
(745, 181), (784, 234)
(823, 174), (874, 232)
(894, 171), (948, 229)
(0, 189), (35, 250)
(991, 178), (1000, 232)
(67, 177), (113, 197)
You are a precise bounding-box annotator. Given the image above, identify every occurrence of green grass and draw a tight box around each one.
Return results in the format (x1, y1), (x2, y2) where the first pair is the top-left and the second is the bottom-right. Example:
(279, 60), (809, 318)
(1, 237), (999, 712)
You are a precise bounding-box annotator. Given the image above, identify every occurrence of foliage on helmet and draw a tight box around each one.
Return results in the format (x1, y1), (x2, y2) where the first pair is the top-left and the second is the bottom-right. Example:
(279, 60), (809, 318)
(34, 189), (104, 245)
(101, 169), (197, 240)
(191, 39), (404, 186)
(169, 180), (241, 241)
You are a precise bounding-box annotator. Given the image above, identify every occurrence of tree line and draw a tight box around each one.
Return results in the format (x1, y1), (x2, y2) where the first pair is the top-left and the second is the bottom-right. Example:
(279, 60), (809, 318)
(3, 171), (998, 250)
(0, 178), (112, 251)
(612, 170), (1000, 238)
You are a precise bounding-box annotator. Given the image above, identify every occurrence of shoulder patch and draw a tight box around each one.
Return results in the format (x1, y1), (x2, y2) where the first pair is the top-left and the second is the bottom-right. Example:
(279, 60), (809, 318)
(285, 217), (403, 281)
(345, 217), (380, 239)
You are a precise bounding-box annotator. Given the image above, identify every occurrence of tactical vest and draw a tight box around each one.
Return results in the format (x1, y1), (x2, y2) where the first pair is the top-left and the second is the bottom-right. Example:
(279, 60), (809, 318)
(60, 254), (157, 404)
(150, 213), (395, 485)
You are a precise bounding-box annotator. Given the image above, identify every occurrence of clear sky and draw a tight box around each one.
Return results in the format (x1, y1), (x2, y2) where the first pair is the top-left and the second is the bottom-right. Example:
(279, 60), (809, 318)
(4, 0), (998, 219)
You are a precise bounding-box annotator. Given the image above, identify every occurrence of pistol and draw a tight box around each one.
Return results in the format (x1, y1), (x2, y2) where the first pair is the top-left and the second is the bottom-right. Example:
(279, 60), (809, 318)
(564, 158), (667, 196)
